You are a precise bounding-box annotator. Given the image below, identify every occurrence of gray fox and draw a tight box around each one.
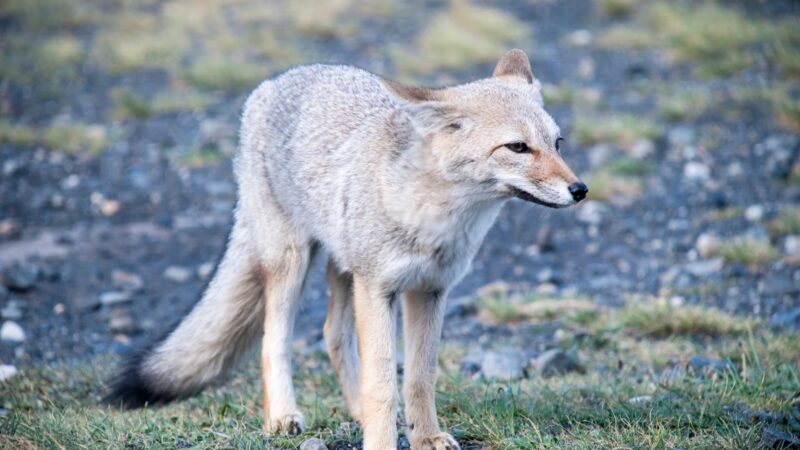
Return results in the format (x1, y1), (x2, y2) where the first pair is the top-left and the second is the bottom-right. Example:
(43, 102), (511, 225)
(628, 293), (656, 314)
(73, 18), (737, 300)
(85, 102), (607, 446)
(107, 49), (587, 450)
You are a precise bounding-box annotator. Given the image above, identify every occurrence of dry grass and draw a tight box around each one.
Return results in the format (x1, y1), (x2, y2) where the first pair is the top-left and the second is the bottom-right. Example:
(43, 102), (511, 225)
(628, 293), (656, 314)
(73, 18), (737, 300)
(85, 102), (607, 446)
(617, 301), (755, 338)
(767, 209), (800, 238)
(585, 170), (644, 203)
(594, 0), (642, 18)
(479, 293), (597, 325)
(573, 112), (660, 149)
(657, 88), (713, 122)
(391, 0), (528, 77)
(0, 121), (108, 154)
(719, 237), (781, 267)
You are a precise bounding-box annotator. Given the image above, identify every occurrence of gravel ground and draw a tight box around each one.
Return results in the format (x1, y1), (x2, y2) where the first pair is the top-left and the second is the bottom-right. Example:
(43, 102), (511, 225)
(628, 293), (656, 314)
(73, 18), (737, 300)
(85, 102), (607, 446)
(1, 0), (799, 368)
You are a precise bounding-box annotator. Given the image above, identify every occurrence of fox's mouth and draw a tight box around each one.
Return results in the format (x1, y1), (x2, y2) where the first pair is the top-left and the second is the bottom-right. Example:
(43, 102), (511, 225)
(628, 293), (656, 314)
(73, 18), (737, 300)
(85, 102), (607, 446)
(508, 186), (566, 209)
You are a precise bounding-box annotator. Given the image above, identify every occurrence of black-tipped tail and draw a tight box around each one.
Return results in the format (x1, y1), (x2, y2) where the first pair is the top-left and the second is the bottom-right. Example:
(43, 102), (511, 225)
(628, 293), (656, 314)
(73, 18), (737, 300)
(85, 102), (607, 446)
(104, 350), (178, 409)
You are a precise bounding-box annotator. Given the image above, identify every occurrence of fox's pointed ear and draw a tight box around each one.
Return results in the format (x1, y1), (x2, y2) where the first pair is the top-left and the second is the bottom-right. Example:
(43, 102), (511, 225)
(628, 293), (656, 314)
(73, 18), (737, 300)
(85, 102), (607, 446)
(382, 79), (458, 135)
(493, 49), (534, 84)
(382, 79), (442, 103)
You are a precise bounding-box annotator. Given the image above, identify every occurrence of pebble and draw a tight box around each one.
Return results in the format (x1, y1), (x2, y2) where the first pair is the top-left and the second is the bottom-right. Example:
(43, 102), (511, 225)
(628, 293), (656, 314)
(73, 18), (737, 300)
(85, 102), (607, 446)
(112, 270), (144, 292)
(1, 300), (23, 320)
(628, 395), (652, 405)
(3, 262), (39, 292)
(695, 233), (721, 259)
(481, 350), (525, 381)
(0, 219), (20, 238)
(684, 258), (723, 277)
(197, 262), (215, 279)
(688, 356), (735, 375)
(761, 428), (800, 450)
(0, 364), (18, 382)
(109, 309), (138, 334)
(565, 29), (592, 47)
(100, 199), (121, 217)
(461, 348), (484, 376)
(531, 350), (585, 378)
(576, 201), (606, 225)
(630, 139), (655, 158)
(668, 126), (695, 147)
(299, 438), (328, 450)
(1, 321), (26, 343)
(770, 308), (800, 331)
(683, 162), (710, 182)
(164, 266), (192, 283)
(588, 144), (614, 168)
(784, 235), (800, 256)
(100, 291), (133, 307)
(744, 205), (764, 222)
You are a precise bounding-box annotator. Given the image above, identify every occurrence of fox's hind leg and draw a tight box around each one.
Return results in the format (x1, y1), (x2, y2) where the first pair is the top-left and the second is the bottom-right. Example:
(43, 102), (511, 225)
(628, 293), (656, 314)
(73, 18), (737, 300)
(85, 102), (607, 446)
(324, 260), (362, 421)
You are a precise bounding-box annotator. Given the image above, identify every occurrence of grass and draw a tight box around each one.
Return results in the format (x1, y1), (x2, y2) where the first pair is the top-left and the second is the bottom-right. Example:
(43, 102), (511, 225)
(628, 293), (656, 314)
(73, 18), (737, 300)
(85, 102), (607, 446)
(479, 293), (597, 325)
(719, 237), (781, 267)
(0, 121), (107, 154)
(184, 55), (270, 92)
(585, 170), (644, 203)
(3, 300), (798, 449)
(607, 157), (654, 177)
(657, 88), (713, 122)
(767, 209), (800, 238)
(594, 0), (642, 18)
(391, 0), (529, 78)
(572, 112), (660, 149)
(596, 1), (800, 80)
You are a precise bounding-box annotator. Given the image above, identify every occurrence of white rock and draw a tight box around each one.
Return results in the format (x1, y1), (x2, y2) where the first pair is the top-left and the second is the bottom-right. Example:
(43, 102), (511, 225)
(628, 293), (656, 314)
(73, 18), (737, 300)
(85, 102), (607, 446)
(299, 438), (328, 450)
(100, 291), (132, 306)
(684, 258), (724, 277)
(164, 266), (192, 283)
(695, 233), (721, 259)
(1, 321), (25, 343)
(784, 235), (800, 256)
(576, 201), (607, 225)
(0, 364), (17, 382)
(630, 139), (655, 158)
(744, 205), (764, 222)
(684, 161), (710, 182)
(628, 395), (652, 405)
(565, 29), (592, 47)
(197, 262), (215, 279)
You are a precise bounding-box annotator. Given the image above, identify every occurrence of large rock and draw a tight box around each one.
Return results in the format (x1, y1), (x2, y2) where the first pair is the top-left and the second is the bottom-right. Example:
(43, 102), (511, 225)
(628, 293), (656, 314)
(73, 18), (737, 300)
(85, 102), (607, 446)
(771, 308), (800, 331)
(531, 350), (585, 378)
(1, 300), (23, 320)
(299, 438), (328, 450)
(684, 258), (723, 277)
(1, 320), (25, 343)
(481, 350), (525, 381)
(762, 428), (800, 450)
(0, 364), (17, 382)
(3, 262), (38, 292)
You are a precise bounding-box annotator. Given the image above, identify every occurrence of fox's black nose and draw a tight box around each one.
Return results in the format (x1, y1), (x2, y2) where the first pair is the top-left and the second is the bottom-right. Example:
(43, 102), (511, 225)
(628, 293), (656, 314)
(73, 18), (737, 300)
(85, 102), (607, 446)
(568, 182), (588, 202)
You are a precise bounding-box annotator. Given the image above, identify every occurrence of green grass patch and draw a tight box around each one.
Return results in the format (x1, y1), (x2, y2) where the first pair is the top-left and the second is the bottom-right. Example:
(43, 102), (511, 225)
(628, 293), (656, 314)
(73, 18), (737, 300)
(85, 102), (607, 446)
(607, 157), (654, 177)
(184, 55), (269, 92)
(767, 209), (800, 238)
(585, 169), (644, 203)
(390, 0), (528, 78)
(719, 237), (781, 267)
(658, 88), (713, 122)
(573, 112), (660, 149)
(3, 302), (798, 449)
(479, 293), (597, 325)
(597, 1), (800, 79)
(0, 120), (107, 154)
(594, 0), (642, 18)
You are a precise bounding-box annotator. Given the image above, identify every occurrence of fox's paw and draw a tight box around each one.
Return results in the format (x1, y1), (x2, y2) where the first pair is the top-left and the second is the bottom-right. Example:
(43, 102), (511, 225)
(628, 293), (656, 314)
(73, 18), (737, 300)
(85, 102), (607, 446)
(412, 432), (460, 450)
(266, 412), (306, 435)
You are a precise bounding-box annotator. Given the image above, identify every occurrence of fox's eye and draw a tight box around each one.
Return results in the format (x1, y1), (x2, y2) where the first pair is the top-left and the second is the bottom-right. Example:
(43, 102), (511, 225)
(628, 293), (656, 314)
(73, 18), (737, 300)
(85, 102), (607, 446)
(555, 137), (564, 152)
(504, 142), (529, 153)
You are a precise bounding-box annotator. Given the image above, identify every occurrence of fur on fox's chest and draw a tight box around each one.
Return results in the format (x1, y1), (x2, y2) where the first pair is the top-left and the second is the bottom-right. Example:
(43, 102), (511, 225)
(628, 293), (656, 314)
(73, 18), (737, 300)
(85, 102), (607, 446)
(376, 200), (504, 291)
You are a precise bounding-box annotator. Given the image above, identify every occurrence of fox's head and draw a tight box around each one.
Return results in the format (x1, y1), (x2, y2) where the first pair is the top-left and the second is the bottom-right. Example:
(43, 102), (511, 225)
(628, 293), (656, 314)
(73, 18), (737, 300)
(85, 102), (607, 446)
(384, 49), (587, 208)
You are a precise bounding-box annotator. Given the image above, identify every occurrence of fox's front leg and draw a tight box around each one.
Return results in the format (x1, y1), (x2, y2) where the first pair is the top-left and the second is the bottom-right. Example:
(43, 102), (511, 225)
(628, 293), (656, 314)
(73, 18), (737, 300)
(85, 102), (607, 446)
(353, 274), (399, 450)
(403, 290), (460, 450)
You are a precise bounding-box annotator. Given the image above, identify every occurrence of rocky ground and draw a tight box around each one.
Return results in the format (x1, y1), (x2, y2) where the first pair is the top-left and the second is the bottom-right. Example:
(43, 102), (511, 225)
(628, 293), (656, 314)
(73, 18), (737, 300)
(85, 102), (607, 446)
(1, 0), (800, 447)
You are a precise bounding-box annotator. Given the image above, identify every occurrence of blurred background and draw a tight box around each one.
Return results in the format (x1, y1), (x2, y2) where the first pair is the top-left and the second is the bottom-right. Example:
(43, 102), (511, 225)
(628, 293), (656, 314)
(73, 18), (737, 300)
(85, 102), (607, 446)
(0, 0), (799, 445)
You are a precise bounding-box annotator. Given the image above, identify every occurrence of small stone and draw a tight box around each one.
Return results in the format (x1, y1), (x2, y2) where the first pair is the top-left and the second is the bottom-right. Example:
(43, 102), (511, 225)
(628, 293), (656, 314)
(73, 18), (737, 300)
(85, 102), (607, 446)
(100, 199), (121, 217)
(460, 348), (484, 376)
(668, 126), (695, 147)
(589, 144), (614, 168)
(476, 281), (510, 299)
(684, 258), (724, 277)
(3, 262), (38, 292)
(100, 291), (132, 307)
(759, 272), (798, 296)
(770, 308), (800, 331)
(630, 139), (655, 158)
(0, 219), (20, 237)
(628, 395), (652, 405)
(0, 364), (18, 382)
(164, 266), (192, 283)
(762, 428), (800, 450)
(481, 350), (525, 381)
(745, 205), (764, 222)
(689, 356), (735, 375)
(535, 283), (557, 296)
(197, 262), (215, 279)
(61, 174), (80, 189)
(695, 233), (721, 259)
(576, 201), (607, 226)
(536, 226), (554, 253)
(784, 235), (800, 256)
(53, 303), (65, 314)
(112, 270), (144, 292)
(1, 301), (23, 320)
(109, 309), (138, 334)
(1, 321), (25, 343)
(299, 438), (328, 450)
(532, 350), (585, 378)
(684, 162), (710, 182)
(565, 29), (592, 46)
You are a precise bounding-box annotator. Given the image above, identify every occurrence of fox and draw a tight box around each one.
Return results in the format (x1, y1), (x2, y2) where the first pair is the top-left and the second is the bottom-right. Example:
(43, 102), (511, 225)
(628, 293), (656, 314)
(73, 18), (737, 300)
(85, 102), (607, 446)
(106, 49), (587, 450)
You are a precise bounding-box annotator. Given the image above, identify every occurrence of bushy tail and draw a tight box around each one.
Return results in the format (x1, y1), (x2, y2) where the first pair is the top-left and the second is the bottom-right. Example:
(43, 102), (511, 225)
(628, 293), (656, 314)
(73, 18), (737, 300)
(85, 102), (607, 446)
(106, 220), (264, 408)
